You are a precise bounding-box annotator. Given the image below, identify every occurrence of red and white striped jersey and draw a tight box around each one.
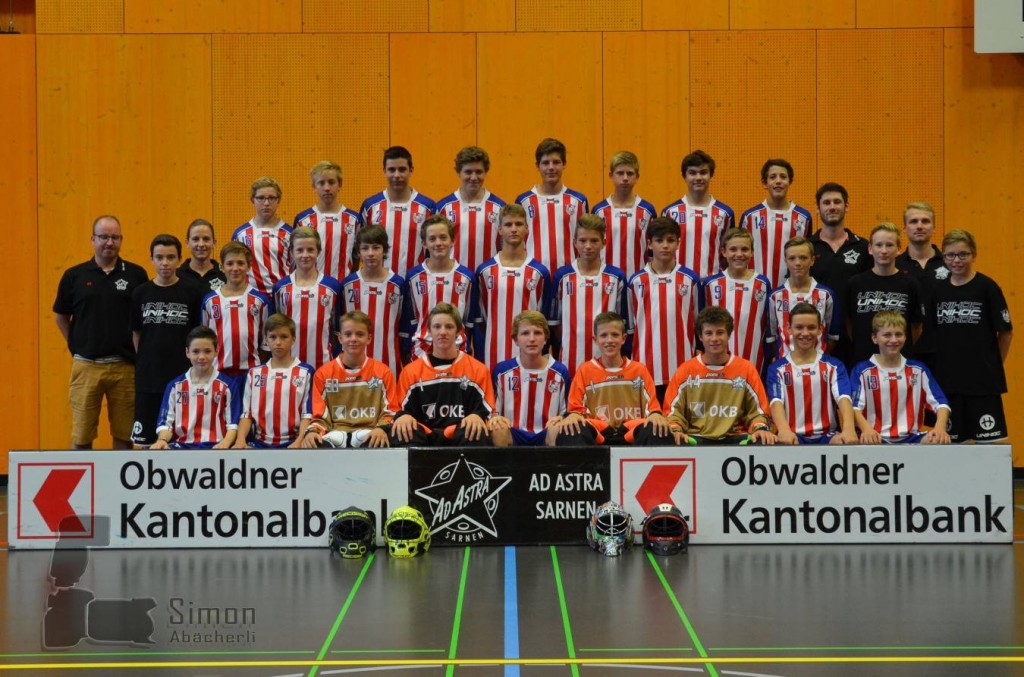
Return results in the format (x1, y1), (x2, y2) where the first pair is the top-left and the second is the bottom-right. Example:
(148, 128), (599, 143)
(232, 220), (293, 295)
(272, 273), (342, 370)
(403, 261), (478, 358)
(660, 197), (735, 279)
(591, 196), (657, 281)
(739, 201), (813, 289)
(157, 370), (239, 445)
(851, 356), (950, 442)
(702, 272), (772, 373)
(516, 187), (589, 275)
(293, 205), (363, 281)
(201, 287), (274, 371)
(359, 190), (435, 278)
(628, 265), (701, 385)
(339, 270), (406, 377)
(766, 352), (852, 438)
(435, 190), (507, 274)
(475, 257), (551, 368)
(493, 356), (571, 434)
(549, 262), (629, 380)
(766, 280), (840, 357)
(240, 358), (314, 446)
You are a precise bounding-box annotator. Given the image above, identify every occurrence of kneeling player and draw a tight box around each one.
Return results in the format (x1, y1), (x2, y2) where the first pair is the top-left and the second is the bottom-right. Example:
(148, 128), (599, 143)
(766, 303), (858, 445)
(390, 303), (495, 446)
(302, 311), (399, 448)
(554, 312), (672, 446)
(852, 310), (950, 444)
(491, 311), (570, 447)
(663, 307), (776, 445)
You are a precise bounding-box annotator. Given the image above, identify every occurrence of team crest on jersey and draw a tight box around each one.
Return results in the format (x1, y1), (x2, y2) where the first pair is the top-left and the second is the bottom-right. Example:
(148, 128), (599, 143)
(459, 376), (471, 390)
(209, 278), (225, 291)
(114, 278), (129, 291)
(414, 212), (425, 224)
(456, 281), (469, 294)
(292, 375), (305, 388)
(714, 214), (725, 227)
(212, 391), (222, 404)
(547, 379), (560, 393)
(344, 222), (356, 235)
(387, 291), (399, 304)
(566, 203), (577, 216)
(843, 251), (861, 264)
(678, 284), (689, 296)
(487, 211), (498, 223)
(367, 376), (382, 391)
(320, 294), (331, 307)
(631, 377), (644, 391)
(755, 288), (766, 301)
(731, 377), (747, 390)
(909, 373), (919, 387)
(249, 303), (261, 317)
(604, 282), (617, 295)
(527, 277), (539, 291)
(934, 266), (950, 280)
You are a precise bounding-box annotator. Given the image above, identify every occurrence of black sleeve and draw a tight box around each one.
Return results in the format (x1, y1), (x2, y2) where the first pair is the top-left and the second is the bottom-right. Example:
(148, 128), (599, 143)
(53, 268), (75, 315)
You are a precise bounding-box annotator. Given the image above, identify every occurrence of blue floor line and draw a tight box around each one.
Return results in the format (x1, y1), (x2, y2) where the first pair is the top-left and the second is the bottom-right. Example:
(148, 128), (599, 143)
(504, 546), (520, 677)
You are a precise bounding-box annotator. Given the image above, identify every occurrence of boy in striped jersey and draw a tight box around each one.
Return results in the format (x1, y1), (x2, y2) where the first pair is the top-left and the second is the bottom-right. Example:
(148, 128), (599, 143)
(767, 237), (840, 358)
(853, 312), (950, 444)
(435, 146), (507, 274)
(591, 151), (656, 281)
(152, 327), (240, 449)
(234, 314), (314, 448)
(766, 303), (858, 445)
(740, 159), (813, 289)
(491, 312), (570, 447)
(232, 177), (292, 295)
(661, 150), (735, 278)
(293, 160), (363, 281)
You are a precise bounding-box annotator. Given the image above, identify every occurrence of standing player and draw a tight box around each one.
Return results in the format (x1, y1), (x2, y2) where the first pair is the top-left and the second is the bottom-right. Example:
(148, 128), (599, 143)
(403, 215), (478, 358)
(177, 219), (226, 292)
(591, 151), (656, 280)
(896, 202), (944, 280)
(741, 159), (813, 289)
(930, 229), (1013, 443)
(627, 217), (700, 402)
(852, 311), (950, 444)
(767, 237), (840, 357)
(234, 314), (314, 448)
(661, 150), (735, 279)
(549, 214), (628, 379)
(360, 146), (435, 278)
(766, 303), (858, 445)
(516, 138), (589, 276)
(272, 227), (342, 370)
(475, 204), (551, 368)
(339, 225), (407, 376)
(490, 312), (570, 447)
(435, 146), (507, 274)
(233, 177), (293, 295)
(702, 228), (772, 375)
(293, 161), (363, 281)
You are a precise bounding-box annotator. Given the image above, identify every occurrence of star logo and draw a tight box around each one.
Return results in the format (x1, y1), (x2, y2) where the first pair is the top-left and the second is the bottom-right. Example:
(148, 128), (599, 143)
(414, 456), (511, 540)
(114, 278), (129, 291)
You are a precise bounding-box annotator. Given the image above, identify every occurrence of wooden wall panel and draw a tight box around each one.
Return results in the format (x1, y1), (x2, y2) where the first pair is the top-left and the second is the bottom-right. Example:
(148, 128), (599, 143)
(943, 28), (1023, 458)
(857, 0), (972, 28)
(124, 0), (301, 34)
(643, 0), (728, 31)
(0, 36), (38, 467)
(36, 35), (213, 449)
(428, 0), (514, 32)
(36, 0), (122, 33)
(730, 0), (854, 29)
(817, 29), (943, 233)
(477, 32), (604, 207)
(212, 35), (389, 243)
(303, 0), (427, 32)
(516, 0), (640, 32)
(689, 31), (818, 217)
(602, 31), (689, 212)
(389, 33), (476, 203)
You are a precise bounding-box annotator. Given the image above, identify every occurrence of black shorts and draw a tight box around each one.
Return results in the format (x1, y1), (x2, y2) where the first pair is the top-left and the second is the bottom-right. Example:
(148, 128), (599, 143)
(132, 391), (165, 446)
(947, 393), (1008, 443)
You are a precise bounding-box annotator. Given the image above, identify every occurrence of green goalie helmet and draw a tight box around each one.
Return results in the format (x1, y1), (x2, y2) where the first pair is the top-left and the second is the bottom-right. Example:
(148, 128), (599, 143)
(384, 506), (431, 558)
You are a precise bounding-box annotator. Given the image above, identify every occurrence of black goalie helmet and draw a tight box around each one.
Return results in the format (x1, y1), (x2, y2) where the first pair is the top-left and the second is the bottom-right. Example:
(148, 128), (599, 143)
(586, 501), (635, 557)
(641, 503), (689, 556)
(328, 507), (377, 559)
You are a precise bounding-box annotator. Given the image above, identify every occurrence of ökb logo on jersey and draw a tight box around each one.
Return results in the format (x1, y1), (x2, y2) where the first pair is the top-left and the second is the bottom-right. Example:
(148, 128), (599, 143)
(619, 458), (697, 535)
(414, 456), (511, 543)
(17, 463), (96, 539)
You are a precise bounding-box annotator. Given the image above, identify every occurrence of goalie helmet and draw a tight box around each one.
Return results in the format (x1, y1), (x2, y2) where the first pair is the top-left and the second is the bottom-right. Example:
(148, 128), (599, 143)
(385, 506), (431, 558)
(586, 501), (634, 557)
(641, 503), (689, 556)
(328, 507), (377, 559)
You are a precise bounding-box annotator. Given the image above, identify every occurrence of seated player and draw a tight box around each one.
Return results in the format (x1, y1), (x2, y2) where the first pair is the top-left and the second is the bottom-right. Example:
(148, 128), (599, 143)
(663, 307), (776, 445)
(435, 145), (507, 274)
(554, 312), (673, 446)
(151, 327), (240, 449)
(852, 311), (951, 444)
(591, 150), (656, 280)
(490, 311), (571, 447)
(389, 303), (495, 447)
(302, 311), (399, 449)
(233, 177), (292, 295)
(234, 314), (314, 449)
(293, 160), (363, 280)
(766, 303), (858, 445)
(767, 236), (840, 357)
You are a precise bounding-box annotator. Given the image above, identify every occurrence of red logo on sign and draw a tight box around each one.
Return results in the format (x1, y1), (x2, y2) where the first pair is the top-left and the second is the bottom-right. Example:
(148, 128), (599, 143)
(17, 463), (95, 539)
(619, 458), (697, 534)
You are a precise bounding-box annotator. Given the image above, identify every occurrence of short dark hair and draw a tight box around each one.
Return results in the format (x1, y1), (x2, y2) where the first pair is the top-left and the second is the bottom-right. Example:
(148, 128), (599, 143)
(383, 145), (413, 169)
(353, 224), (390, 267)
(788, 302), (821, 326)
(186, 218), (215, 241)
(535, 138), (566, 164)
(761, 158), (794, 183)
(646, 216), (681, 242)
(696, 306), (734, 337)
(815, 182), (848, 205)
(681, 150), (715, 177)
(150, 234), (182, 257)
(186, 325), (217, 348)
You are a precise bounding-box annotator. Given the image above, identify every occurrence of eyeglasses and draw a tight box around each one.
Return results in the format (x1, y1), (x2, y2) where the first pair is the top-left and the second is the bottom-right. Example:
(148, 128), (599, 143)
(942, 251), (972, 261)
(93, 234), (123, 242)
(253, 195), (280, 203)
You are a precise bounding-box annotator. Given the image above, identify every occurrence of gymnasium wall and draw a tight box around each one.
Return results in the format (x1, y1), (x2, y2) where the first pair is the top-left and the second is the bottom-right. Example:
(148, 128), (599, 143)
(2, 0), (1021, 469)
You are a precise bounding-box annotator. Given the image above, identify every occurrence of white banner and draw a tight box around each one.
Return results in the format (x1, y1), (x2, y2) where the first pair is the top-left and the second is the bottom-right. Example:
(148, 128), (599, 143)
(612, 445), (1013, 543)
(8, 449), (408, 549)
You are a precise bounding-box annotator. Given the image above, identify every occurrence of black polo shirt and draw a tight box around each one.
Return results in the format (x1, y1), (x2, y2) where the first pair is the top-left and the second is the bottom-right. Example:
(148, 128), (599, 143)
(177, 259), (227, 292)
(809, 229), (871, 307)
(53, 257), (149, 360)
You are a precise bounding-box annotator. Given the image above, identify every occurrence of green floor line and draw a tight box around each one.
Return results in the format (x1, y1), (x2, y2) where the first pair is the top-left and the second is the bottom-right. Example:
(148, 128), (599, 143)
(646, 551), (719, 677)
(550, 546), (580, 677)
(445, 546), (471, 677)
(710, 645), (1024, 652)
(579, 647), (695, 653)
(307, 552), (375, 677)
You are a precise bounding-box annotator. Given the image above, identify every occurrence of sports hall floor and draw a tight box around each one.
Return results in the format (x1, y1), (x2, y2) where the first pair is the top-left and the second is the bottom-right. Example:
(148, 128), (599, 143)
(2, 483), (1024, 677)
